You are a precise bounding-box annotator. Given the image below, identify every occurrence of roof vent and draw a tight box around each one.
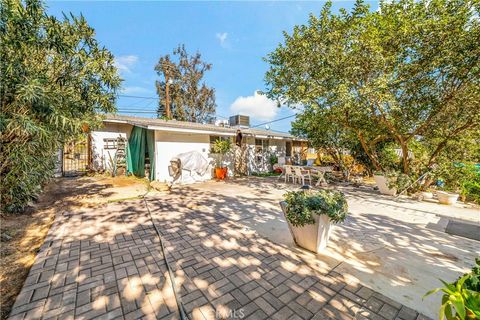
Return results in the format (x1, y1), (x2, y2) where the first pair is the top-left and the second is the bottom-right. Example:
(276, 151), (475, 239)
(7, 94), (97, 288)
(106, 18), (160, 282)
(214, 119), (230, 127)
(229, 115), (250, 128)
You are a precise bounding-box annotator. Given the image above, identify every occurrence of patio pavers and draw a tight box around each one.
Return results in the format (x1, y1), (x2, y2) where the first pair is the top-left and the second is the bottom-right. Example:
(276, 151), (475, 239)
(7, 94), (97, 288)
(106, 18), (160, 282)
(9, 187), (432, 320)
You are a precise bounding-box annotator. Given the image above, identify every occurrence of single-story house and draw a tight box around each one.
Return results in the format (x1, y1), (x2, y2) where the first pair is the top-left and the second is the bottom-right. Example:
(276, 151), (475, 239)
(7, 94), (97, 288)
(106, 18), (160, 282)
(91, 114), (307, 183)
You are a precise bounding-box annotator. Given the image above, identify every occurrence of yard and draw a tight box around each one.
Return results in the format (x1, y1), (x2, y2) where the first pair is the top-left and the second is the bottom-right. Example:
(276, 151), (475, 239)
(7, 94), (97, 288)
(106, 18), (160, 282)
(4, 176), (479, 319)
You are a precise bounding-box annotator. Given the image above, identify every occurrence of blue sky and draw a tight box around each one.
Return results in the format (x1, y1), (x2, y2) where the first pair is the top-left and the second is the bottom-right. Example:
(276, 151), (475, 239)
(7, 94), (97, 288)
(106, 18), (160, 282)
(46, 1), (377, 132)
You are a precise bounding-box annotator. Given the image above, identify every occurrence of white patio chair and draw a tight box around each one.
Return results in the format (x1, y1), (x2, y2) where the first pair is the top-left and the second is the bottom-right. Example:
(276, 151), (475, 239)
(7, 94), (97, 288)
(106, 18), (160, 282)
(294, 166), (312, 185)
(284, 165), (295, 183)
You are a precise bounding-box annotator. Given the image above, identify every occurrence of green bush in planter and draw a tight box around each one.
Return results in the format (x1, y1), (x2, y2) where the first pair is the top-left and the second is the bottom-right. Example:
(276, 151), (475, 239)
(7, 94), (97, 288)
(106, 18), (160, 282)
(283, 190), (348, 227)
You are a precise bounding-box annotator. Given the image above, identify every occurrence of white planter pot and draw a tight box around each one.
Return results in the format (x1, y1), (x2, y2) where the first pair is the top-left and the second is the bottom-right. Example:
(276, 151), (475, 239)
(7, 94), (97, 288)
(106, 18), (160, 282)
(436, 191), (459, 205)
(280, 202), (333, 253)
(374, 175), (397, 196)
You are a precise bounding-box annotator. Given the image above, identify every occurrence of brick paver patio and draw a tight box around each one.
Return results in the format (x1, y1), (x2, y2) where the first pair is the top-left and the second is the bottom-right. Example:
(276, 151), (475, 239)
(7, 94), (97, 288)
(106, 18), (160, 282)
(9, 190), (432, 320)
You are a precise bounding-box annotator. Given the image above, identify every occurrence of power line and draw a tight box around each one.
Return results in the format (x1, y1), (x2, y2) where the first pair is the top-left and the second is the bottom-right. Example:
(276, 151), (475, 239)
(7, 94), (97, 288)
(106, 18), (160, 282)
(117, 94), (296, 125)
(250, 114), (297, 128)
(118, 94), (158, 100)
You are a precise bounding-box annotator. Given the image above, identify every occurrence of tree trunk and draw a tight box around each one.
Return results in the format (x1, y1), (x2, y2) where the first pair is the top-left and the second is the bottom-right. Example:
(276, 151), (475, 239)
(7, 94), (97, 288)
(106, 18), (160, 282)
(399, 139), (410, 174)
(356, 131), (382, 171)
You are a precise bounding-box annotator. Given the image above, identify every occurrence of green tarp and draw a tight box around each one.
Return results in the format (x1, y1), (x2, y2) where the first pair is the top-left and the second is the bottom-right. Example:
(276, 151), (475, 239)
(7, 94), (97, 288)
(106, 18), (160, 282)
(126, 126), (155, 180)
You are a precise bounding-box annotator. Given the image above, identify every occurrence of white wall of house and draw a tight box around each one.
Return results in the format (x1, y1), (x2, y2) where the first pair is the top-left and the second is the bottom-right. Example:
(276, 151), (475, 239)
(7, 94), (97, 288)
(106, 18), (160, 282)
(247, 137), (287, 173)
(91, 123), (132, 171)
(154, 130), (215, 183)
(91, 122), (294, 182)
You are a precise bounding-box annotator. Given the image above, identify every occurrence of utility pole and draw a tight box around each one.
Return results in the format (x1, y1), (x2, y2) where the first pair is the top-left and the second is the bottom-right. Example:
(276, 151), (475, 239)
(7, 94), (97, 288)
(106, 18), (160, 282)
(164, 71), (171, 119)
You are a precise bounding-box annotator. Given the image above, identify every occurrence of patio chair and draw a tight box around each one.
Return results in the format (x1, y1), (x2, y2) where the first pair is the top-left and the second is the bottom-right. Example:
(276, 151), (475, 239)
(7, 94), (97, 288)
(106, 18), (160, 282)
(284, 165), (295, 183)
(294, 166), (312, 185)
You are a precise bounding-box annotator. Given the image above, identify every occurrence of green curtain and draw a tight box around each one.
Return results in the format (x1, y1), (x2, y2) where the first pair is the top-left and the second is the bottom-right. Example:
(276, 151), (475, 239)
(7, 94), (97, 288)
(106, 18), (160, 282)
(146, 129), (155, 181)
(126, 126), (155, 180)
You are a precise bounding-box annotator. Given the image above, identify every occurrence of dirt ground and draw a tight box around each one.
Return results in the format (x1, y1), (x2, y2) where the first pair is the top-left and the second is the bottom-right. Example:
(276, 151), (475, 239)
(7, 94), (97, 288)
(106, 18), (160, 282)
(0, 175), (149, 320)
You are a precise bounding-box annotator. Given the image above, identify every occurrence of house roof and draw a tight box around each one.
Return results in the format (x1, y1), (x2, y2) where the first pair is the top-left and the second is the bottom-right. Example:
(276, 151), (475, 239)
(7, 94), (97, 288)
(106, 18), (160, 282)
(103, 114), (303, 140)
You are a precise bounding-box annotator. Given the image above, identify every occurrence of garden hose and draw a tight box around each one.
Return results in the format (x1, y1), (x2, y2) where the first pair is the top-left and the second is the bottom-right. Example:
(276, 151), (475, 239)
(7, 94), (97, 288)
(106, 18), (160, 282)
(142, 194), (190, 320)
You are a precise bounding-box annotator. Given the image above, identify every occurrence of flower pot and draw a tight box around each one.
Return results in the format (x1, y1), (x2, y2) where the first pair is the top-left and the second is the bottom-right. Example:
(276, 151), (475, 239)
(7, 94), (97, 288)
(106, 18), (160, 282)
(280, 201), (333, 253)
(215, 167), (228, 180)
(436, 191), (459, 205)
(374, 175), (397, 196)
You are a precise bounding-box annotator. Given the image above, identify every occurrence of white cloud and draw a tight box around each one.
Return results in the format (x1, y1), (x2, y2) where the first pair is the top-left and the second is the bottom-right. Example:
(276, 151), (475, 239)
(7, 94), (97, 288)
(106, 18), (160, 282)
(216, 32), (228, 47)
(114, 55), (138, 73)
(230, 91), (278, 121)
(120, 86), (151, 95)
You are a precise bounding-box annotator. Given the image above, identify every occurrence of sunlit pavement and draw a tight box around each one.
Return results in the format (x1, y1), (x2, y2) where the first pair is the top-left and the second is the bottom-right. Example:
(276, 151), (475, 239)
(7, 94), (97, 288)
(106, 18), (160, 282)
(10, 177), (478, 319)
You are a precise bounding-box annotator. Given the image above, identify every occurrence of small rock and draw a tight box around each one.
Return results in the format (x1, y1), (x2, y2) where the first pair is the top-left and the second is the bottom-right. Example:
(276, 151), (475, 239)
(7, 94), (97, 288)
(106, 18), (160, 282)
(150, 181), (170, 192)
(1, 233), (13, 242)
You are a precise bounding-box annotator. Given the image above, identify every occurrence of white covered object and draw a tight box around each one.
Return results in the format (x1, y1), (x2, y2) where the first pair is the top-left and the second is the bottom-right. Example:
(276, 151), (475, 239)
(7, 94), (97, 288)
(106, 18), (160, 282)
(170, 151), (211, 184)
(173, 150), (209, 176)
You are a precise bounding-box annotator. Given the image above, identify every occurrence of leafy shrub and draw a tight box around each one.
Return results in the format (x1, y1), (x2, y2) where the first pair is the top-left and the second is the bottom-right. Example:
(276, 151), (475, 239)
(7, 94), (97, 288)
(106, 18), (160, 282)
(283, 190), (348, 227)
(212, 138), (231, 167)
(269, 154), (278, 166)
(1, 1), (120, 212)
(425, 257), (480, 319)
(377, 143), (401, 172)
(434, 163), (480, 202)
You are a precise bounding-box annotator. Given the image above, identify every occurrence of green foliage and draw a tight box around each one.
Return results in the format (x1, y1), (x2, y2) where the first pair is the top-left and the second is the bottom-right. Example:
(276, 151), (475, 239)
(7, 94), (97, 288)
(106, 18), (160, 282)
(377, 143), (401, 173)
(425, 258), (480, 320)
(265, 0), (480, 176)
(212, 138), (231, 155)
(0, 0), (121, 212)
(291, 110), (359, 180)
(434, 163), (480, 197)
(283, 190), (349, 227)
(269, 154), (278, 166)
(251, 172), (281, 177)
(212, 138), (231, 167)
(155, 44), (216, 123)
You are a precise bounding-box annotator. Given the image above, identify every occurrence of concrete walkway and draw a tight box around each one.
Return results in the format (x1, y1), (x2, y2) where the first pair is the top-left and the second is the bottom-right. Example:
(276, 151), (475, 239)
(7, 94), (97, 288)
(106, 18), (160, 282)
(8, 178), (438, 320)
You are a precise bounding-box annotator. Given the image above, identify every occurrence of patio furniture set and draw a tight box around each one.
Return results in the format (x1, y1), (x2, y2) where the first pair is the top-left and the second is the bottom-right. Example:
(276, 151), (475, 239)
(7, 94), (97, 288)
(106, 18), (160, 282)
(282, 165), (333, 186)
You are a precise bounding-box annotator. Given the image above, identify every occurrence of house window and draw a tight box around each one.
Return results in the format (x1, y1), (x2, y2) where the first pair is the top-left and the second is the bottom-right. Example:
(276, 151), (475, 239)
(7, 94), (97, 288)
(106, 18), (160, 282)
(286, 142), (292, 157)
(210, 135), (232, 152)
(255, 139), (269, 152)
(104, 138), (118, 149)
(255, 139), (270, 163)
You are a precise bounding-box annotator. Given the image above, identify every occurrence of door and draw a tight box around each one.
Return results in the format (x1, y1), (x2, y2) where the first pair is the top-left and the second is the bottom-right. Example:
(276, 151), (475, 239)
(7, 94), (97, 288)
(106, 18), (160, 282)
(62, 135), (91, 176)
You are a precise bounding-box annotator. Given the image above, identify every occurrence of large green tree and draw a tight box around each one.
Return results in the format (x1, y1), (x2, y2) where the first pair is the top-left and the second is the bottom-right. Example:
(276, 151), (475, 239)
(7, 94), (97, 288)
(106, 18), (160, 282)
(291, 109), (360, 179)
(155, 44), (216, 123)
(265, 0), (480, 175)
(0, 0), (121, 212)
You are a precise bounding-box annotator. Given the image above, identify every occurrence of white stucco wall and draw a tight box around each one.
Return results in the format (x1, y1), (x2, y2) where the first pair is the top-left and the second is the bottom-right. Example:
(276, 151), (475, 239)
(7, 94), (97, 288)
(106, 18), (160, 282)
(92, 122), (293, 181)
(91, 123), (132, 171)
(154, 131), (215, 183)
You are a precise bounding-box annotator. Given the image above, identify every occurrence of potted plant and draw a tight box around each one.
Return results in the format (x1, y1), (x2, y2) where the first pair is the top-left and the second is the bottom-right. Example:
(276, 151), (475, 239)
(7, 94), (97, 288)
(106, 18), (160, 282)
(212, 138), (231, 180)
(424, 257), (480, 319)
(279, 189), (348, 253)
(433, 163), (472, 205)
(436, 190), (460, 205)
(373, 171), (397, 196)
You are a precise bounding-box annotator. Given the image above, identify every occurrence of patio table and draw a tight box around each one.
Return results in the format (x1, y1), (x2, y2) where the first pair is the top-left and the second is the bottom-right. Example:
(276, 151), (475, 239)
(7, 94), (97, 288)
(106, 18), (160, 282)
(303, 166), (333, 186)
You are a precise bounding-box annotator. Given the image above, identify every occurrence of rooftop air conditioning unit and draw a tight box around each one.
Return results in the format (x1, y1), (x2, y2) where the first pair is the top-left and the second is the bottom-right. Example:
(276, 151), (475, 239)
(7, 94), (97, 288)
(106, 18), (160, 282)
(229, 115), (250, 128)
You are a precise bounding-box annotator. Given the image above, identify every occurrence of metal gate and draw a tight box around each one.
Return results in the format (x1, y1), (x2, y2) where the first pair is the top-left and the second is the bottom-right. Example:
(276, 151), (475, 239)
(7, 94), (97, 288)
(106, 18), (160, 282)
(62, 135), (91, 176)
